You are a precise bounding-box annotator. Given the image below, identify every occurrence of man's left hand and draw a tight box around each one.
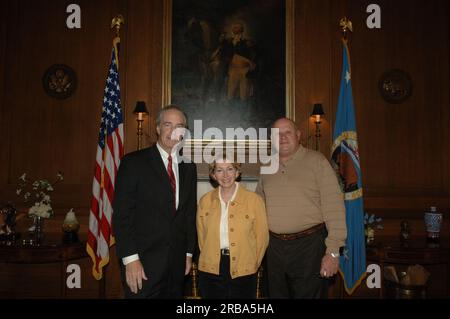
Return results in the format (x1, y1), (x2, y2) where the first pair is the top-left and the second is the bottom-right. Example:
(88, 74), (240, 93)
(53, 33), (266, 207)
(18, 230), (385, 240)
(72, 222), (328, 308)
(320, 254), (339, 278)
(185, 256), (193, 275)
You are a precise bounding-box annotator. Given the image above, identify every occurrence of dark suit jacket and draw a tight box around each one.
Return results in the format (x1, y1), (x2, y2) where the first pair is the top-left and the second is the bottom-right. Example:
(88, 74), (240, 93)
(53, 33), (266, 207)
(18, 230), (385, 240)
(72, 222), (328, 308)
(112, 145), (197, 298)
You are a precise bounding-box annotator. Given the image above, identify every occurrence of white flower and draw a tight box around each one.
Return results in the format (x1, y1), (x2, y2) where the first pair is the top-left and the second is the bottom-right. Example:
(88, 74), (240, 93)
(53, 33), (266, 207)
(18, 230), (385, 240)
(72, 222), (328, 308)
(28, 202), (53, 219)
(28, 205), (38, 216)
(16, 171), (63, 220)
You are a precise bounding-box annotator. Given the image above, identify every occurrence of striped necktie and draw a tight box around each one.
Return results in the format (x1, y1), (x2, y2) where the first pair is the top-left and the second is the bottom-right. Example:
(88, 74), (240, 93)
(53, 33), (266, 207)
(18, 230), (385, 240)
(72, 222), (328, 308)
(167, 155), (176, 212)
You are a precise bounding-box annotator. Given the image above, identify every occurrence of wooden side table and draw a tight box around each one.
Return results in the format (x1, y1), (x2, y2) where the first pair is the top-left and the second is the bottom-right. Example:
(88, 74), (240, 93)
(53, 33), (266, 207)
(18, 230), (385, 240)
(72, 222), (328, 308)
(0, 233), (105, 298)
(366, 237), (450, 298)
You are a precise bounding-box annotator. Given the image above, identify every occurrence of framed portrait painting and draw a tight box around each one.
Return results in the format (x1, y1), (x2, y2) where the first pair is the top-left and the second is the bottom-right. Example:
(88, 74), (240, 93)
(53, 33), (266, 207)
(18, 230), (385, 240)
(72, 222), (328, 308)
(163, 0), (294, 143)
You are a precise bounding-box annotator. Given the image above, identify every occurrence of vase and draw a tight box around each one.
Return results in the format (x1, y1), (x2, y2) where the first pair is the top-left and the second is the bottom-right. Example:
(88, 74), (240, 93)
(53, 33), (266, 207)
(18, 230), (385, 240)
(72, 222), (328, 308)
(424, 211), (443, 239)
(33, 216), (44, 244)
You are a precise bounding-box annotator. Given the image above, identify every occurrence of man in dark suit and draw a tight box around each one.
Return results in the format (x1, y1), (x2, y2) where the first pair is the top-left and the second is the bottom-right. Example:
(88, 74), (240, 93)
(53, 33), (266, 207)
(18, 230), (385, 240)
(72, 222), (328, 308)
(112, 105), (197, 298)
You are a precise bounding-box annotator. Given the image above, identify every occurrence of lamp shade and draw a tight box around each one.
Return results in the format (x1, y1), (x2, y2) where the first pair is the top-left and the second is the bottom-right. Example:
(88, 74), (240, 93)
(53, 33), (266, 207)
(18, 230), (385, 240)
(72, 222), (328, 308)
(133, 101), (148, 114)
(311, 103), (325, 117)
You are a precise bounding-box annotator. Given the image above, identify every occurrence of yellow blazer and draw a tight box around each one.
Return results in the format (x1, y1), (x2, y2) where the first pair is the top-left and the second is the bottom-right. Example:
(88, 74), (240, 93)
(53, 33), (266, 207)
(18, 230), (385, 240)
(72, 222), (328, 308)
(196, 183), (269, 279)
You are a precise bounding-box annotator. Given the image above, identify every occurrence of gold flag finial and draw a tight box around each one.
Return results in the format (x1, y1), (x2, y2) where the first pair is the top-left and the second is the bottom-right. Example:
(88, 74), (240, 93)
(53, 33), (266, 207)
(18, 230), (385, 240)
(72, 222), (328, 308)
(339, 17), (353, 39)
(111, 15), (125, 37)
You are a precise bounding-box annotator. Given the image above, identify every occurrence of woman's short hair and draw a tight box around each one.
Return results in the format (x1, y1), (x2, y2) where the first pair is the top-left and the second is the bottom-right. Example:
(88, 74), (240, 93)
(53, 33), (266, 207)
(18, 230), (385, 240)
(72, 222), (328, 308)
(208, 154), (242, 187)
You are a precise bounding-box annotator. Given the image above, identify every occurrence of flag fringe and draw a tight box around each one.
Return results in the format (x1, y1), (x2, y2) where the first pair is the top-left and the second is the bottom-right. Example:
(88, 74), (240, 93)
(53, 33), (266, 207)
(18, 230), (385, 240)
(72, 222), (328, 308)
(338, 268), (368, 296)
(86, 237), (116, 281)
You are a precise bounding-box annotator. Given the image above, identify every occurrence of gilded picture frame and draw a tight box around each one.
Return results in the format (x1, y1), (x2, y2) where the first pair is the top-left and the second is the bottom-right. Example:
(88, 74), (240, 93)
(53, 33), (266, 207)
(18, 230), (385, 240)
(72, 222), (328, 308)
(162, 0), (295, 149)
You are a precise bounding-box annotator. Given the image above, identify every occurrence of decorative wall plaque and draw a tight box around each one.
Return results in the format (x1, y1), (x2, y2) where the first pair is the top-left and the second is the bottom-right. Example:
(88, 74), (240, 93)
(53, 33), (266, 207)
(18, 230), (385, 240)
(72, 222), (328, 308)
(378, 69), (412, 104)
(42, 64), (77, 100)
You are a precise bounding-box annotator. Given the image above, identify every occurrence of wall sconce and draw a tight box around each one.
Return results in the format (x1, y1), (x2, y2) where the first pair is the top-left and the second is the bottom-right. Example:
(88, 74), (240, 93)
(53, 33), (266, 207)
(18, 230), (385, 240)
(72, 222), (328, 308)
(311, 103), (325, 151)
(133, 101), (149, 150)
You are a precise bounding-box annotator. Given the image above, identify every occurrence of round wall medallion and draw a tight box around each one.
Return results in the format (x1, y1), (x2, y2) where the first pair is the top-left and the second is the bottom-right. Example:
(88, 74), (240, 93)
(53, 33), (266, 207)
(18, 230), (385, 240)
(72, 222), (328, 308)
(378, 69), (412, 104)
(42, 64), (77, 100)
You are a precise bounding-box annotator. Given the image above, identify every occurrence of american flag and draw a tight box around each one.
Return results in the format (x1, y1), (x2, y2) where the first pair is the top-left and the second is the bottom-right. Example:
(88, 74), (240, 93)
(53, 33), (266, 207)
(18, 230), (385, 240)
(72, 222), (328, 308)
(86, 38), (124, 280)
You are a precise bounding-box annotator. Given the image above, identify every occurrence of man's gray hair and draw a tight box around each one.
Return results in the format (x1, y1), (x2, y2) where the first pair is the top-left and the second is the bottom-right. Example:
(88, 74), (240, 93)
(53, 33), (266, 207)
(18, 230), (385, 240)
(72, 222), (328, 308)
(156, 105), (188, 127)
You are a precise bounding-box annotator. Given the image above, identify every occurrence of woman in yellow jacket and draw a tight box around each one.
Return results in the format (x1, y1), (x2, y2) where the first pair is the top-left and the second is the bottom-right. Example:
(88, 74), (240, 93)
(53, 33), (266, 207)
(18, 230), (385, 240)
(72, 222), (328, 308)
(197, 157), (269, 299)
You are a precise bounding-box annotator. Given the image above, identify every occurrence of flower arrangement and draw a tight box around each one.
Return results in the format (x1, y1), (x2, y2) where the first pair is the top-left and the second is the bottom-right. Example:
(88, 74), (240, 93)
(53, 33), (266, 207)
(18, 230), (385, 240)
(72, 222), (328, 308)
(16, 172), (64, 219)
(364, 212), (383, 244)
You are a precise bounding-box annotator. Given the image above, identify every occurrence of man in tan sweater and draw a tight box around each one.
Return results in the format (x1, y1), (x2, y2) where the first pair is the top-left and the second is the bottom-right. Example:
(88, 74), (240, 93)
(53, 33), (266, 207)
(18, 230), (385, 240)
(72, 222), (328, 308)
(256, 118), (347, 298)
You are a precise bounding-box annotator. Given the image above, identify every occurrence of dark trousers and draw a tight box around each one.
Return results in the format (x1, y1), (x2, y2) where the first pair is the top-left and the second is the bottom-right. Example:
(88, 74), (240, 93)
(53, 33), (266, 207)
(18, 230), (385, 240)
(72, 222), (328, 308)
(199, 255), (257, 299)
(120, 263), (183, 299)
(123, 280), (183, 299)
(266, 227), (329, 298)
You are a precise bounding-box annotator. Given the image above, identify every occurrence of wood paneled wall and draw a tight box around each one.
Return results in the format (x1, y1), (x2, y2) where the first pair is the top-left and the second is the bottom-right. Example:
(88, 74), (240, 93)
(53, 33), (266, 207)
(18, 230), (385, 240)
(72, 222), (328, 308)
(346, 0), (450, 211)
(0, 0), (449, 298)
(295, 0), (450, 213)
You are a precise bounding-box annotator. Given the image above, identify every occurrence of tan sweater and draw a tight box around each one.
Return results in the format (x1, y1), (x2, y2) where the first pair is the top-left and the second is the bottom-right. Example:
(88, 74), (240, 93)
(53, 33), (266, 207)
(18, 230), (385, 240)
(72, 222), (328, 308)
(256, 145), (346, 254)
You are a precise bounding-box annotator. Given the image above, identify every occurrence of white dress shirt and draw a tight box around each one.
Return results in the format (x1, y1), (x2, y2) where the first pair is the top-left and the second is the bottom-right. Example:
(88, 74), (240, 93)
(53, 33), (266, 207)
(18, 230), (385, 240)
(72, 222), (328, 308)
(122, 144), (189, 266)
(218, 182), (239, 250)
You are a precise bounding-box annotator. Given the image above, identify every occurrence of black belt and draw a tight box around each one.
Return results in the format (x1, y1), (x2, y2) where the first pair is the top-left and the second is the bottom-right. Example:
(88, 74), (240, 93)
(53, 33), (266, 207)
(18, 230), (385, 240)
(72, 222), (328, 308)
(221, 248), (230, 255)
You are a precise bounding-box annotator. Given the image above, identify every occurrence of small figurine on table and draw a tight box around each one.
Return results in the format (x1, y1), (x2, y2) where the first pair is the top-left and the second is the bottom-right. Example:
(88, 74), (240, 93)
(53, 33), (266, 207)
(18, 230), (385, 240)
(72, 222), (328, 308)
(400, 220), (411, 242)
(0, 203), (18, 241)
(62, 208), (80, 244)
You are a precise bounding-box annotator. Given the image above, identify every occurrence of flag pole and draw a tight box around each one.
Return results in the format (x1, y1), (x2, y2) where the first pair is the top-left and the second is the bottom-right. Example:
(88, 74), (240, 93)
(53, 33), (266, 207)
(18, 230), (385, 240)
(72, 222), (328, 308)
(111, 14), (124, 37)
(334, 16), (368, 296)
(339, 17), (353, 42)
(111, 15), (124, 69)
(100, 15), (124, 192)
(97, 15), (124, 250)
(92, 15), (125, 294)
(339, 17), (353, 80)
